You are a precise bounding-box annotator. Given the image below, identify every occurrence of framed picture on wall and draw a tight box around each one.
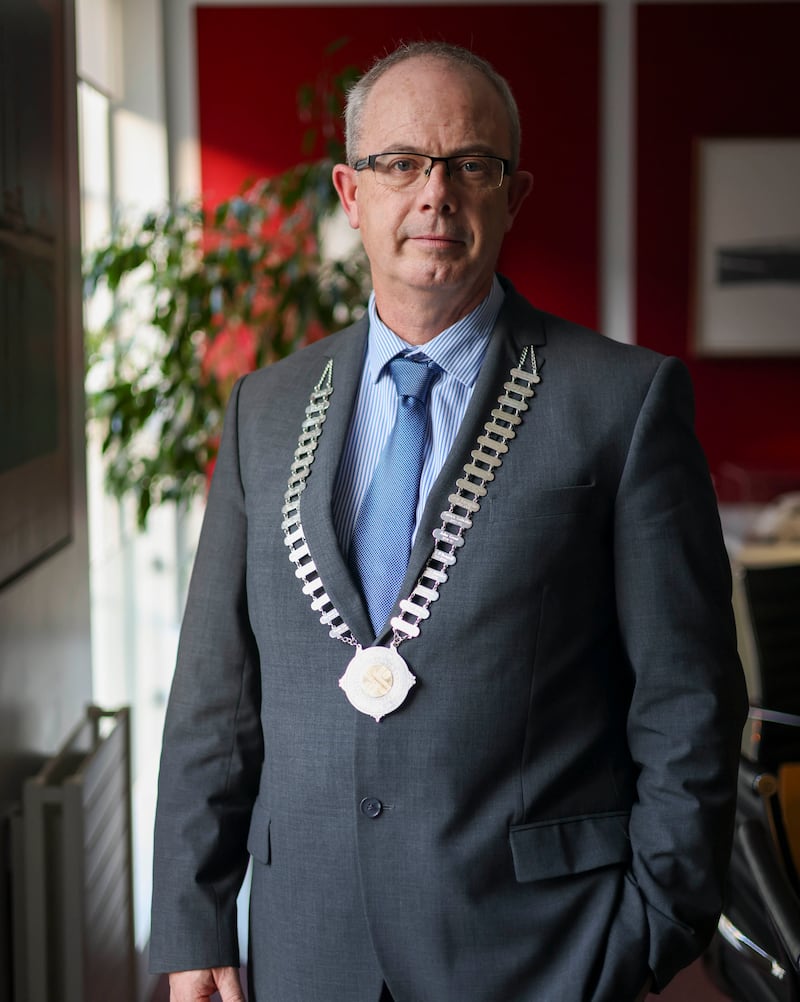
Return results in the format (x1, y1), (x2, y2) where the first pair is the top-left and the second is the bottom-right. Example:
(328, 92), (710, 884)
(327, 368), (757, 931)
(692, 137), (800, 356)
(0, 0), (73, 587)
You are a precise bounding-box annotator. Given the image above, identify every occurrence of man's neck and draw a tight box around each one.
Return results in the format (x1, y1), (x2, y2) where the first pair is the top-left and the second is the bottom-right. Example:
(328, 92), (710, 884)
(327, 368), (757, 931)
(372, 280), (495, 346)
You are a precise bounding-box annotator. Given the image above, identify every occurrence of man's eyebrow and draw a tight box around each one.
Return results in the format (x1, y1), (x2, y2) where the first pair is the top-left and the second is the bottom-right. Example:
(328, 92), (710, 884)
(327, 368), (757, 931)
(447, 144), (504, 156)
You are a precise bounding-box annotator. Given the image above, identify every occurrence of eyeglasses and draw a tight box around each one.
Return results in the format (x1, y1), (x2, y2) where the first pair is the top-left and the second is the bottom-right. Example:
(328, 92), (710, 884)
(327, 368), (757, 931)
(353, 152), (510, 191)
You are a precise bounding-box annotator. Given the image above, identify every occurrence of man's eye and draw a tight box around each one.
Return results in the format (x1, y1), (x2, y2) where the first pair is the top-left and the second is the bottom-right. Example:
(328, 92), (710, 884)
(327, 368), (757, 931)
(458, 159), (489, 174)
(388, 158), (420, 173)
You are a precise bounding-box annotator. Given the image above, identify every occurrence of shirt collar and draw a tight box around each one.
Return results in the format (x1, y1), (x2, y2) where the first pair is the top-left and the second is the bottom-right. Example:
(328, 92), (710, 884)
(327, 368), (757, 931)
(365, 275), (505, 388)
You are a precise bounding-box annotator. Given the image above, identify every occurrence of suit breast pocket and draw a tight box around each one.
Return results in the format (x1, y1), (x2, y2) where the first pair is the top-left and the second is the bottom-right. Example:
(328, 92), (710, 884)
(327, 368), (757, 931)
(509, 810), (631, 883)
(487, 482), (598, 526)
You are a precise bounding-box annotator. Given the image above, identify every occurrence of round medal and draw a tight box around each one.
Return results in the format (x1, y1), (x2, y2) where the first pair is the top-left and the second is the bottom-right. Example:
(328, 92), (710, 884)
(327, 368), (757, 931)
(339, 646), (416, 721)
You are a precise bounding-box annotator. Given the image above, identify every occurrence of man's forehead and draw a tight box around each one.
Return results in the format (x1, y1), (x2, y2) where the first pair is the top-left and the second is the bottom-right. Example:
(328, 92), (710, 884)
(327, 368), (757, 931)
(361, 57), (507, 144)
(370, 54), (485, 98)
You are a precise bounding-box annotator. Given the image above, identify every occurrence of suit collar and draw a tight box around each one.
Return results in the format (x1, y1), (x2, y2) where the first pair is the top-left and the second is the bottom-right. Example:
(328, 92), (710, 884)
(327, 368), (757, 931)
(496, 274), (548, 352)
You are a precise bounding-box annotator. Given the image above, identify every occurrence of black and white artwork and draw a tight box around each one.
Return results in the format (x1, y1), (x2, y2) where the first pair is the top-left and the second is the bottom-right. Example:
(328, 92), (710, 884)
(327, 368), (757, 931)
(693, 138), (800, 356)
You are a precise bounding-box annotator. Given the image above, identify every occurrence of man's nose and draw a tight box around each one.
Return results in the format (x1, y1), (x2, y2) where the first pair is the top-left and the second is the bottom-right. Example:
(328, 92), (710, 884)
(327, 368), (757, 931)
(420, 161), (457, 207)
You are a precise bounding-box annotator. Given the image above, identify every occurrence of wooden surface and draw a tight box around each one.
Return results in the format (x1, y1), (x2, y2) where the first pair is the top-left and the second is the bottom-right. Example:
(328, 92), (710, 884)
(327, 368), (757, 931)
(654, 958), (732, 1001)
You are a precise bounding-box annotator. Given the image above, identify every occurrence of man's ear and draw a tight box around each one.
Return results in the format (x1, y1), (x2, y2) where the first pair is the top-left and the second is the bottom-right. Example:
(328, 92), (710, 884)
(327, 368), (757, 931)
(332, 164), (360, 229)
(504, 170), (534, 232)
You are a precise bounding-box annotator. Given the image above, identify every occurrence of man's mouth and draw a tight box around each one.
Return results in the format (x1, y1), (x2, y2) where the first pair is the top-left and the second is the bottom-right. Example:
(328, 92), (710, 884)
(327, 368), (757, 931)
(410, 233), (464, 248)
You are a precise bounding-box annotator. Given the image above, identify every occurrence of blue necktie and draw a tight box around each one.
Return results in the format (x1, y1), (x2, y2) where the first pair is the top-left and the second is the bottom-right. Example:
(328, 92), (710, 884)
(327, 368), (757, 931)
(351, 354), (440, 633)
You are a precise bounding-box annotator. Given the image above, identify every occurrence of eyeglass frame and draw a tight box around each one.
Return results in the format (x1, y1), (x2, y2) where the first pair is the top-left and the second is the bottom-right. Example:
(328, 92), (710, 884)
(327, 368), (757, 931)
(353, 152), (512, 190)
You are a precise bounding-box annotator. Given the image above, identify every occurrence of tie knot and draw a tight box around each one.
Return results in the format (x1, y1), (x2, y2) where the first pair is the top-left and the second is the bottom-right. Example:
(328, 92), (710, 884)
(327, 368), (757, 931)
(389, 354), (439, 404)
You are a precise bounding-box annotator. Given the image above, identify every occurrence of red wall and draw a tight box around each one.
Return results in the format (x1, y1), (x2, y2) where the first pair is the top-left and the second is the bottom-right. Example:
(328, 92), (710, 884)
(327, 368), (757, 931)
(636, 2), (800, 496)
(196, 3), (800, 495)
(195, 4), (601, 328)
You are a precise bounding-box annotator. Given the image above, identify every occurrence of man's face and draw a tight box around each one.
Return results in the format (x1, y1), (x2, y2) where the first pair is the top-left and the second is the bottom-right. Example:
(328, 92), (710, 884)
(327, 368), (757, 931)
(333, 57), (532, 314)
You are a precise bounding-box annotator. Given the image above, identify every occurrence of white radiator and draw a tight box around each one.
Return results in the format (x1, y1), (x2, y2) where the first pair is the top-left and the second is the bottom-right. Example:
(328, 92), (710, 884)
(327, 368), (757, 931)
(11, 706), (136, 1002)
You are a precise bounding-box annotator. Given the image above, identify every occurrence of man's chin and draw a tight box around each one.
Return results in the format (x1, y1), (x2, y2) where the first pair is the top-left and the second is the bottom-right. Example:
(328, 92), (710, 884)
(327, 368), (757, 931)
(404, 260), (474, 291)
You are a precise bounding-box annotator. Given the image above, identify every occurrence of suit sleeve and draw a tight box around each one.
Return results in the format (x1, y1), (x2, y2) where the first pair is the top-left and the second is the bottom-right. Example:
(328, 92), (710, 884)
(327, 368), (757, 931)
(613, 357), (747, 989)
(149, 376), (263, 973)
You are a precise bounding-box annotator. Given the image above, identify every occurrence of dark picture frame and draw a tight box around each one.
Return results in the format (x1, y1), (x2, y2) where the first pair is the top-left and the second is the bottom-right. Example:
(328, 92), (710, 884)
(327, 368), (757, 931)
(0, 0), (73, 586)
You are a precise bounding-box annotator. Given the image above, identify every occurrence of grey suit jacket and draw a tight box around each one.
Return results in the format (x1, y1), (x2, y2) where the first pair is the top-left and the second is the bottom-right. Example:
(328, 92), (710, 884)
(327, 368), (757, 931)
(150, 281), (747, 1002)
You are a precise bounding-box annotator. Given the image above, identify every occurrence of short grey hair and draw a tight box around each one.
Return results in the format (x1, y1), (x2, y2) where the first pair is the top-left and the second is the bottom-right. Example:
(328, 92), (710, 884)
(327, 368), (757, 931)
(343, 42), (523, 171)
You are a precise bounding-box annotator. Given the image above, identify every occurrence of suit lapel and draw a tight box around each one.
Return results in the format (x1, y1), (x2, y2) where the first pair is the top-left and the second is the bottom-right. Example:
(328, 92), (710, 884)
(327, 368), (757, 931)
(297, 319), (376, 646)
(389, 287), (548, 640)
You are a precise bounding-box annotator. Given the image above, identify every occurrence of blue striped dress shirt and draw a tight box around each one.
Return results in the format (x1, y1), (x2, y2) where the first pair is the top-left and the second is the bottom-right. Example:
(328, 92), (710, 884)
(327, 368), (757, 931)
(332, 275), (505, 558)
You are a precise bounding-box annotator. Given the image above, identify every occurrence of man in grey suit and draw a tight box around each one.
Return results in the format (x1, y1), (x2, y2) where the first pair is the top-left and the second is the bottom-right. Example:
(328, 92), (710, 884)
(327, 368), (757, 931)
(150, 41), (747, 1002)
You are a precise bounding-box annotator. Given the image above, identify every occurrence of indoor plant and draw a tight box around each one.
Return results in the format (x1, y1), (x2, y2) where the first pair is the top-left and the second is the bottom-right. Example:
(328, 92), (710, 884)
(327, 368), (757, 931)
(83, 58), (368, 526)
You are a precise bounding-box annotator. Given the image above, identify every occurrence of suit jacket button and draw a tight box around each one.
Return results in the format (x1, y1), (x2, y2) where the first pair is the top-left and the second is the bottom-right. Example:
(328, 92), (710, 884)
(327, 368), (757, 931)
(360, 797), (383, 818)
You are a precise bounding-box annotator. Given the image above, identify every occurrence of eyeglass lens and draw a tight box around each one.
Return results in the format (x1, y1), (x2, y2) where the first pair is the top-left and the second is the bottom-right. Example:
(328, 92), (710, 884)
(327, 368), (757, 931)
(371, 153), (505, 190)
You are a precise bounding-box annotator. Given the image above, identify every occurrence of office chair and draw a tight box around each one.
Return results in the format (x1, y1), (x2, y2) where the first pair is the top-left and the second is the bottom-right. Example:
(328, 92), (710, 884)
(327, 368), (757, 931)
(707, 563), (800, 1001)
